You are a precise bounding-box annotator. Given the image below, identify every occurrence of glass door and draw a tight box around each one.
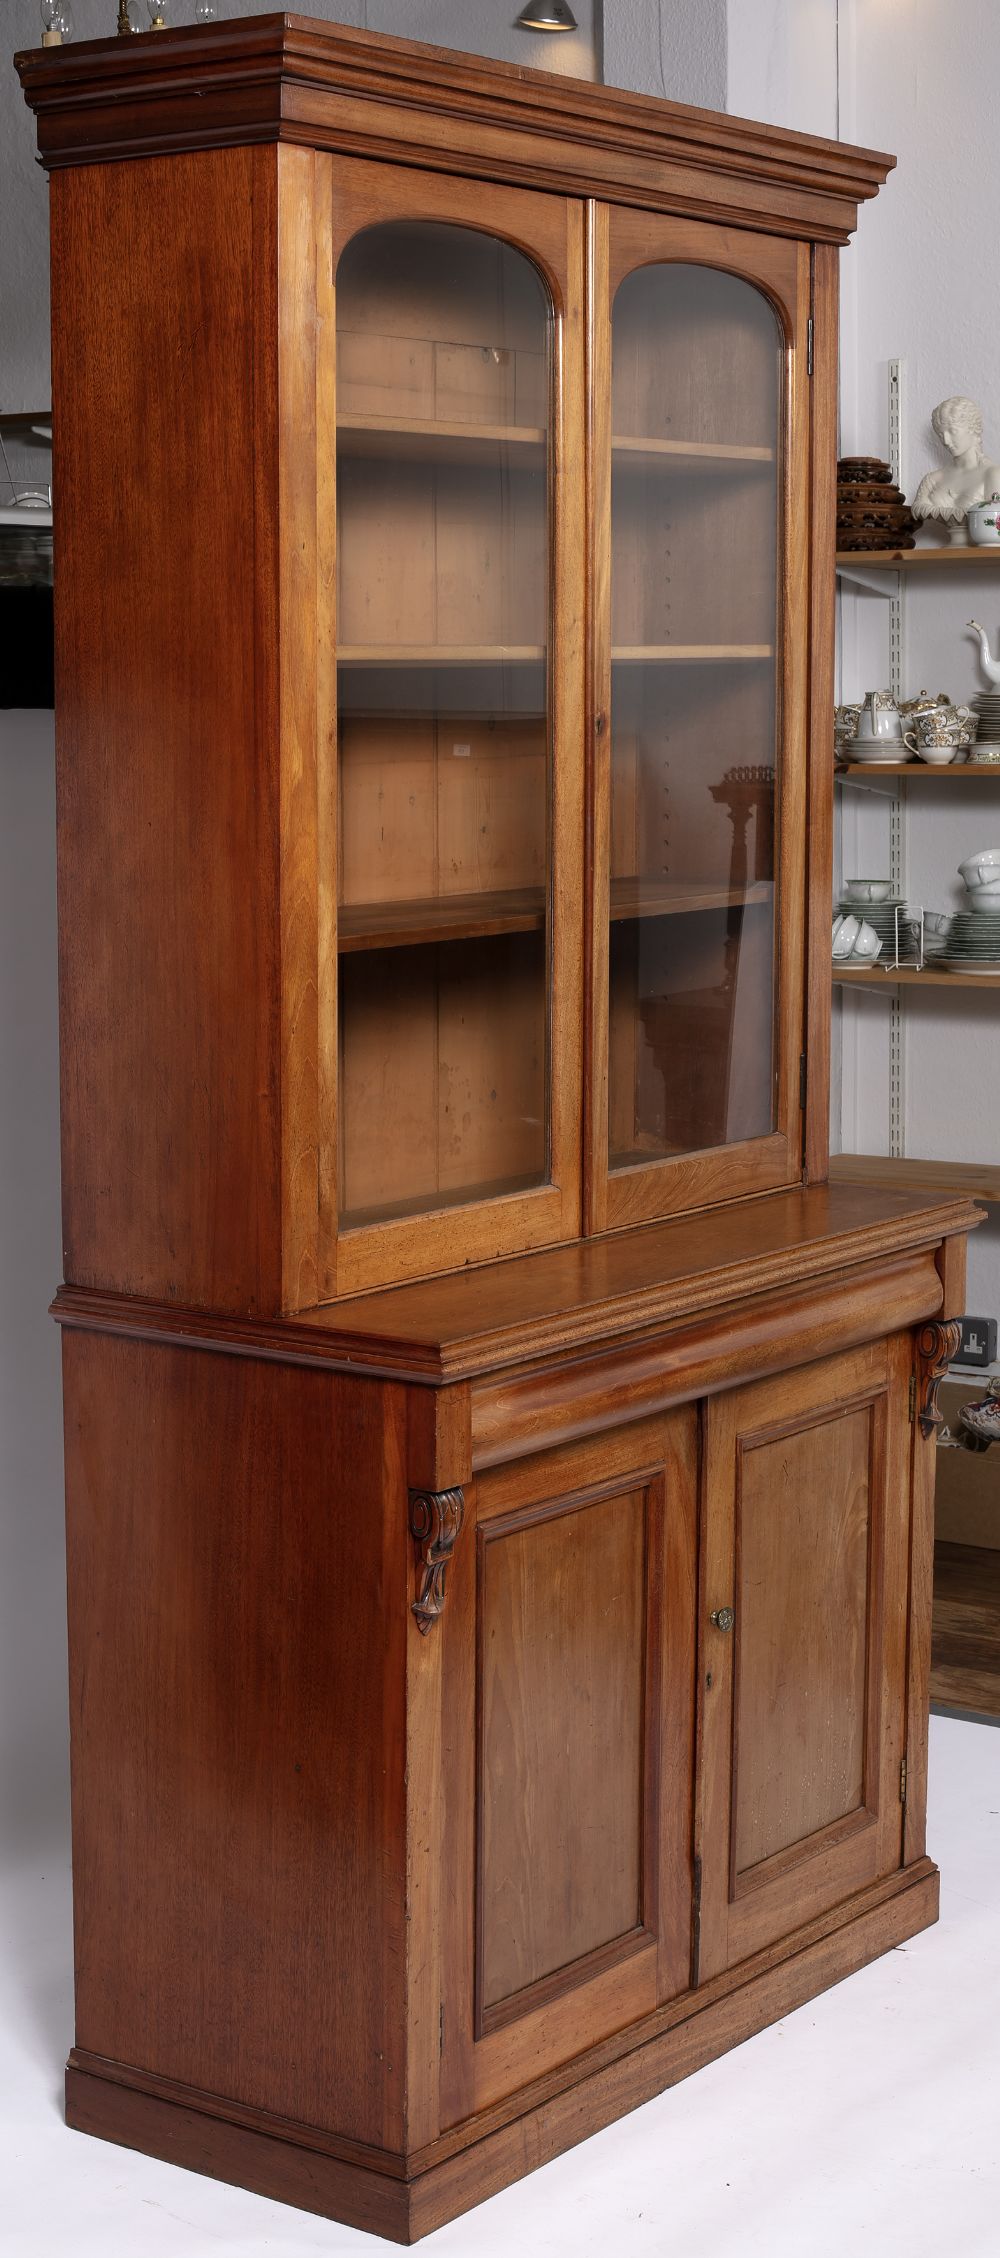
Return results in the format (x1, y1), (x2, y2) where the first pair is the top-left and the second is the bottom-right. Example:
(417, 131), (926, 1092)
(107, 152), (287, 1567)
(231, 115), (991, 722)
(588, 212), (810, 1232)
(325, 166), (584, 1296)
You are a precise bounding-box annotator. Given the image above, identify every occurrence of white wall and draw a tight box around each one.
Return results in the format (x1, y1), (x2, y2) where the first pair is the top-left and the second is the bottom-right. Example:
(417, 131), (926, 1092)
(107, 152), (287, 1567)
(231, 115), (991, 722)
(835, 0), (1000, 1325)
(727, 0), (838, 136)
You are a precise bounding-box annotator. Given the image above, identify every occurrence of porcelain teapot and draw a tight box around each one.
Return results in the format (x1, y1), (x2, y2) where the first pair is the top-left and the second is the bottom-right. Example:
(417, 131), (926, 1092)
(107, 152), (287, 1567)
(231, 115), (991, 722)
(968, 619), (1000, 685)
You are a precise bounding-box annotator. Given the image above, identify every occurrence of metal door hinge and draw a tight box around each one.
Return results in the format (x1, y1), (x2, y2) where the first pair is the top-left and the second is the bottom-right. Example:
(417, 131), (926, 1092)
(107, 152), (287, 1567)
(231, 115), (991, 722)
(807, 317), (814, 377)
(900, 1755), (908, 1805)
(799, 1052), (808, 1112)
(908, 1373), (917, 1423)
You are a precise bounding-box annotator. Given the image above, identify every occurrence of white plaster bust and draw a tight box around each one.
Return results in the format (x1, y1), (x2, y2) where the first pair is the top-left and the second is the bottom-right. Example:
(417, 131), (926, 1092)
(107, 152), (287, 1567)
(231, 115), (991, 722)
(913, 397), (1000, 535)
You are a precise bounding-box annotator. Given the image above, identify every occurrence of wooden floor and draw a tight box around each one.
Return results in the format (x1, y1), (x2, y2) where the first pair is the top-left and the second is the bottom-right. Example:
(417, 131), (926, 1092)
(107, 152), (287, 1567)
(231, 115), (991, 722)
(931, 1542), (1000, 1718)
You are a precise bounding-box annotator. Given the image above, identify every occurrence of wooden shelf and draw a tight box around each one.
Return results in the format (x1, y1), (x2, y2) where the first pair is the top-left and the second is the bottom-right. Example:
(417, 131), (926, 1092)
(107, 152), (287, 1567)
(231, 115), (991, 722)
(613, 435), (773, 467)
(837, 546), (1000, 569)
(339, 645), (545, 666)
(340, 645), (771, 667)
(612, 644), (772, 662)
(337, 412), (545, 464)
(339, 887), (545, 952)
(340, 877), (773, 951)
(834, 965), (1000, 990)
(610, 877), (772, 919)
(830, 1154), (1000, 1203)
(839, 762), (1000, 779)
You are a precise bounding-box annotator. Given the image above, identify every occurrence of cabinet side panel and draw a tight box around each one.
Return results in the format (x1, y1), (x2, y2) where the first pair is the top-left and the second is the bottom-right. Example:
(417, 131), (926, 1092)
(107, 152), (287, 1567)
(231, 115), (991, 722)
(50, 151), (282, 1313)
(62, 1332), (408, 2153)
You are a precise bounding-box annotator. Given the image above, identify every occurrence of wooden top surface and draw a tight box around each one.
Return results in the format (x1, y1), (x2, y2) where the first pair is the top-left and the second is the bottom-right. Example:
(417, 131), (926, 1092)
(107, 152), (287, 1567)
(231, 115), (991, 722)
(16, 14), (894, 242)
(56, 1183), (981, 1383)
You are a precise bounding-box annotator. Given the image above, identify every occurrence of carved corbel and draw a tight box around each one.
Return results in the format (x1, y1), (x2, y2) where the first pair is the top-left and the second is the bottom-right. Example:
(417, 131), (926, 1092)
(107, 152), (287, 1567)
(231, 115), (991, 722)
(408, 1487), (464, 1634)
(915, 1319), (962, 1439)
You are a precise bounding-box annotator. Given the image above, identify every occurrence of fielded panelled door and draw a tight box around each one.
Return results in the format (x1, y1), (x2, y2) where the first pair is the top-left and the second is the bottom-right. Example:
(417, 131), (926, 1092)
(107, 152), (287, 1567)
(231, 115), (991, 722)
(438, 1410), (699, 2122)
(697, 1338), (912, 1978)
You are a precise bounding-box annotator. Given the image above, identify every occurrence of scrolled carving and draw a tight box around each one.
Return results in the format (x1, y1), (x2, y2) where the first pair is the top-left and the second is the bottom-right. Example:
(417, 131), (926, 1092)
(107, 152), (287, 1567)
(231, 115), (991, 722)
(408, 1486), (464, 1634)
(915, 1319), (962, 1439)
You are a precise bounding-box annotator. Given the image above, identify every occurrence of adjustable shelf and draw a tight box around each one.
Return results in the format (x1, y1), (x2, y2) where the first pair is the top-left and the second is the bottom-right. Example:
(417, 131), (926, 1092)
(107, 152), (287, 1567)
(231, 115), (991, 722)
(830, 1153), (1000, 1203)
(337, 413), (546, 465)
(837, 545), (1000, 569)
(612, 644), (773, 663)
(339, 877), (772, 952)
(839, 762), (1000, 780)
(339, 645), (545, 666)
(338, 887), (545, 952)
(613, 436), (773, 467)
(610, 877), (772, 919)
(834, 966), (1000, 990)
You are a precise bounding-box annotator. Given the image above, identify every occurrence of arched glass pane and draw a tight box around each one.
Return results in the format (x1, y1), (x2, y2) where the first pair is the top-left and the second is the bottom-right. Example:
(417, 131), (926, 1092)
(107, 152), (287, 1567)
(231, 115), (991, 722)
(335, 221), (552, 1229)
(608, 264), (782, 1168)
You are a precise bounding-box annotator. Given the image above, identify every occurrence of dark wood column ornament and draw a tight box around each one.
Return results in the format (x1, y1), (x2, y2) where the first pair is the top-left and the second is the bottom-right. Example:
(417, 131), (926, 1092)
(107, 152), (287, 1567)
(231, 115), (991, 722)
(915, 1319), (962, 1438)
(408, 1487), (465, 1634)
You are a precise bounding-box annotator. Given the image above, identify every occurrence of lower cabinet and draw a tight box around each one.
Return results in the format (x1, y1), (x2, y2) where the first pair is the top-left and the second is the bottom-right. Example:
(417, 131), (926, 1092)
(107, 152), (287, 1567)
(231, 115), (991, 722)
(442, 1335), (915, 2123)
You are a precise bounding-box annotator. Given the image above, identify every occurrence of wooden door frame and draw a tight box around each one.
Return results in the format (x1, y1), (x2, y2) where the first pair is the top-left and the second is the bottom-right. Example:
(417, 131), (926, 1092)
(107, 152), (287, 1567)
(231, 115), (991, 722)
(285, 152), (587, 1304)
(585, 205), (811, 1236)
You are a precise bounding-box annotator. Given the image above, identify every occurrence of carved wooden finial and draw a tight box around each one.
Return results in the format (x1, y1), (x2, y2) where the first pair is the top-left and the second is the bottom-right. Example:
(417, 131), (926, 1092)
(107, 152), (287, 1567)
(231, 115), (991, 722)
(408, 1487), (465, 1634)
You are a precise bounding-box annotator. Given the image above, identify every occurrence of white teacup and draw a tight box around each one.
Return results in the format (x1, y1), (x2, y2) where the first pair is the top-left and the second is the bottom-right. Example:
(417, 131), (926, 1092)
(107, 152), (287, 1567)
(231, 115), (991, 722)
(960, 851), (1000, 889)
(832, 913), (860, 959)
(851, 920), (883, 961)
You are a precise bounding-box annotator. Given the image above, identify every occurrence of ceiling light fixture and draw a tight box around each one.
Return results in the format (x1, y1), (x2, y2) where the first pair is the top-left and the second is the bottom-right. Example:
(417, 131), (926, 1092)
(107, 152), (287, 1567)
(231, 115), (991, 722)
(515, 1), (578, 31)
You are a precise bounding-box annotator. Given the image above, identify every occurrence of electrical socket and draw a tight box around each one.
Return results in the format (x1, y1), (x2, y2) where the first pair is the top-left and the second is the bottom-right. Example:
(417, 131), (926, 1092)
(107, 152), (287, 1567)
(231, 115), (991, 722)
(954, 1316), (998, 1369)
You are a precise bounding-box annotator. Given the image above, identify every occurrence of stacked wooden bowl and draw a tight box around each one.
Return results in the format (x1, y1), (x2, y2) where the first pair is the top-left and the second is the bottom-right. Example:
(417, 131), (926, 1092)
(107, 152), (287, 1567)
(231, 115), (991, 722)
(836, 457), (916, 551)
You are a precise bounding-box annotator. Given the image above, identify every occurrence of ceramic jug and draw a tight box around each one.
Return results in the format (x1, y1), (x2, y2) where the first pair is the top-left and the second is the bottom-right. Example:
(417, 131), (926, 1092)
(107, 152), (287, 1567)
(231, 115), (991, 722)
(855, 690), (903, 741)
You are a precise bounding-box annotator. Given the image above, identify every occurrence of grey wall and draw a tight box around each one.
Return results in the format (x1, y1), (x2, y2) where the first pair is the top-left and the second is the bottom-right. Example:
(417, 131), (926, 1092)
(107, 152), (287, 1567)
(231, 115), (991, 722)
(2, 0), (598, 413)
(603, 0), (726, 108)
(1, 0), (606, 1856)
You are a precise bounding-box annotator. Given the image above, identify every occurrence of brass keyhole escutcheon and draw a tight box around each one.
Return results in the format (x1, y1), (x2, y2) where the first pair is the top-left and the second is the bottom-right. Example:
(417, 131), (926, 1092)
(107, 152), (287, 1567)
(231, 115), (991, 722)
(711, 1606), (735, 1633)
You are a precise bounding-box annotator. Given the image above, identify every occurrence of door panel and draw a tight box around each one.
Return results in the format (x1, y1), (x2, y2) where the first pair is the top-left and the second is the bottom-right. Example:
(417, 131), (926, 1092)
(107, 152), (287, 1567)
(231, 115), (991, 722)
(698, 1339), (911, 1980)
(479, 1484), (646, 2021)
(322, 157), (586, 1297)
(440, 1410), (697, 2123)
(733, 1404), (872, 1872)
(587, 207), (809, 1233)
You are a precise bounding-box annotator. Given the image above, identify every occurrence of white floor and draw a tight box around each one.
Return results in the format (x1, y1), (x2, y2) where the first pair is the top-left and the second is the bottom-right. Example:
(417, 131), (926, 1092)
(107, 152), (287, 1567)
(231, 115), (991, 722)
(2, 1715), (999, 2258)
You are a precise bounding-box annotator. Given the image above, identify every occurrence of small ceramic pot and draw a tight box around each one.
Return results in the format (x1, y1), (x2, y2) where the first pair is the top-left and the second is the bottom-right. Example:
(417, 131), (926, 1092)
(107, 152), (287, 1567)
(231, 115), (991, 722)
(968, 494), (1000, 546)
(843, 878), (894, 902)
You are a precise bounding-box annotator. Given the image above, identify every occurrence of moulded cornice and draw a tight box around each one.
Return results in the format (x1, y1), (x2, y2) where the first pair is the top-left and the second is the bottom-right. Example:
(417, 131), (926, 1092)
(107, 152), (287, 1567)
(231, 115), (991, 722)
(16, 12), (894, 244)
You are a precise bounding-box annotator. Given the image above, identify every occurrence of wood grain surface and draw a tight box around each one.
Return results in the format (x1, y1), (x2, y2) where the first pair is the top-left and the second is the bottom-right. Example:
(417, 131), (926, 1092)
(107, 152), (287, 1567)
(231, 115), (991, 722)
(62, 1330), (411, 2151)
(17, 16), (894, 249)
(931, 1542), (1000, 1718)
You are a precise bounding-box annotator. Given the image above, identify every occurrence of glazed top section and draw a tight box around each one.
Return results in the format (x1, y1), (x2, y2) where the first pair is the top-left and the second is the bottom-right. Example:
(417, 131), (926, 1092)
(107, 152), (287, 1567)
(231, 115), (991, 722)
(16, 11), (893, 243)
